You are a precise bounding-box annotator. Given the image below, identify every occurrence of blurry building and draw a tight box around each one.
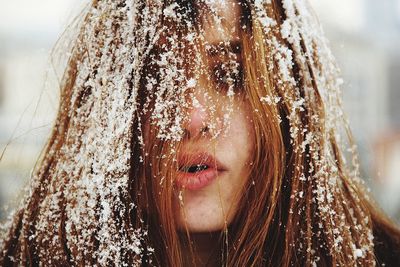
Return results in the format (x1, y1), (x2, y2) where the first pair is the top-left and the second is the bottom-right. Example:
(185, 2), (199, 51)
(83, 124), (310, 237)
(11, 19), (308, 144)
(0, 0), (84, 219)
(311, 0), (400, 222)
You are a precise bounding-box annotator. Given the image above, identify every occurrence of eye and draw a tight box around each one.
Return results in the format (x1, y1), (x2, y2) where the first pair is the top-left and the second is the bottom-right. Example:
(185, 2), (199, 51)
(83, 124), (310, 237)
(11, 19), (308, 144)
(211, 61), (244, 93)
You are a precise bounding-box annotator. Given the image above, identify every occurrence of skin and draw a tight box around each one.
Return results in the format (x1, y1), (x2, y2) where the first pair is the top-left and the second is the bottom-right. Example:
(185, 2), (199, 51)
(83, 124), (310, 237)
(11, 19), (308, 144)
(173, 0), (254, 234)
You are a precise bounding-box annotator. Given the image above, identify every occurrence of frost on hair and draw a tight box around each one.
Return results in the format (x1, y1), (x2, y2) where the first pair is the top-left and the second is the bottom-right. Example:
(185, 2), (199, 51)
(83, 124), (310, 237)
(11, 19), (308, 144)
(0, 0), (376, 266)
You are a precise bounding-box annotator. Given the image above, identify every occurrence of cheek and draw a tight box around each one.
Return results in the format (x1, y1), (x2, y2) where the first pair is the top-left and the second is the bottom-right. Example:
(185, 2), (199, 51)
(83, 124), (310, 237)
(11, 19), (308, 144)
(217, 112), (254, 222)
(229, 110), (254, 163)
(217, 108), (254, 191)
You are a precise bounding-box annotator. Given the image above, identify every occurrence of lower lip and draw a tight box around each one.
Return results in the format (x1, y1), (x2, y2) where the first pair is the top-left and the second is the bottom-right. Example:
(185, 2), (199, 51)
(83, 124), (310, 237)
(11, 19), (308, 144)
(175, 168), (223, 190)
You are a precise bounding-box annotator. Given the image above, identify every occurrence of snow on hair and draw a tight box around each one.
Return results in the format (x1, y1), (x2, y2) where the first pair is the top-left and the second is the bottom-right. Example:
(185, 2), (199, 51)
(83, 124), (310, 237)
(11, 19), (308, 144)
(1, 0), (380, 266)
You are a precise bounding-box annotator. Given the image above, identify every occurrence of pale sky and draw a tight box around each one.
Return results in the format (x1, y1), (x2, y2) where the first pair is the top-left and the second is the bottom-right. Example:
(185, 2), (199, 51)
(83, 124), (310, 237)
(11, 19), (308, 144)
(309, 0), (365, 33)
(0, 0), (87, 39)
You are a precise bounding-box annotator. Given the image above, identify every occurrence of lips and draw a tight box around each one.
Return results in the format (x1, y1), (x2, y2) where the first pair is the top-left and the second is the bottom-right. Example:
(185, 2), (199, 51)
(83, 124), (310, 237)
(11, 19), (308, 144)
(176, 153), (226, 190)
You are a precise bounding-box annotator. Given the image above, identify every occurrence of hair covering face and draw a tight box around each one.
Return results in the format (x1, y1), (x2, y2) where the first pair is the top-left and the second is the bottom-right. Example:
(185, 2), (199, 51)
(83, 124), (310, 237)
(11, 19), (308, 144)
(1, 0), (374, 266)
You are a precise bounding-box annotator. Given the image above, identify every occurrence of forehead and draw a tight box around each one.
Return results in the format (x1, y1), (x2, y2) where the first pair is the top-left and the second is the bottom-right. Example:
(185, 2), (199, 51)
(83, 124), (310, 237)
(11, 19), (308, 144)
(201, 0), (241, 44)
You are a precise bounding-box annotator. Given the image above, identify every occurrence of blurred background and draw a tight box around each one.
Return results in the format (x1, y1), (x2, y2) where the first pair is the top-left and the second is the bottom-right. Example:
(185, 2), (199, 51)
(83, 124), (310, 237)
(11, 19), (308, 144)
(0, 0), (400, 223)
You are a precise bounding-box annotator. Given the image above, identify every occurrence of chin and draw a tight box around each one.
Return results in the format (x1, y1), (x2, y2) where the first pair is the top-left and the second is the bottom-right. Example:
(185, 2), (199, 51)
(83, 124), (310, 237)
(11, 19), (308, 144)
(175, 201), (235, 232)
(177, 215), (226, 232)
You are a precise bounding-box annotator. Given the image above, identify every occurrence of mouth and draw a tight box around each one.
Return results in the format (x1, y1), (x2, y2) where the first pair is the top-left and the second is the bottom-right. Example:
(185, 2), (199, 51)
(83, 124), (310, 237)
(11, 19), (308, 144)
(179, 164), (210, 173)
(176, 153), (226, 190)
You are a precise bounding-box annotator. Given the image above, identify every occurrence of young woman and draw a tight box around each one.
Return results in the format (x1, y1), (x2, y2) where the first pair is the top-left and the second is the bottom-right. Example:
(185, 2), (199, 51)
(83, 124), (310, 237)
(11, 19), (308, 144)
(1, 0), (400, 266)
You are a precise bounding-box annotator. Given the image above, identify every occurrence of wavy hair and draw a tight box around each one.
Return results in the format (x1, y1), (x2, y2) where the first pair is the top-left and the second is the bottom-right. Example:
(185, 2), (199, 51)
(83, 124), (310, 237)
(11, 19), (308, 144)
(1, 0), (400, 266)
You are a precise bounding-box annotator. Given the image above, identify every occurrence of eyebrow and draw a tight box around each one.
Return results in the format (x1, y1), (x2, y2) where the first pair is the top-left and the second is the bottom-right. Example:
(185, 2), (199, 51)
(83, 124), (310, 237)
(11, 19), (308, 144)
(205, 40), (242, 57)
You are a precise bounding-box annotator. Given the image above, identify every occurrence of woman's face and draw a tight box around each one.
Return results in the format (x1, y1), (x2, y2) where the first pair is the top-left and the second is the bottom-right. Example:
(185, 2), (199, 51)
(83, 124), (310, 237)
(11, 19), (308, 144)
(173, 0), (255, 232)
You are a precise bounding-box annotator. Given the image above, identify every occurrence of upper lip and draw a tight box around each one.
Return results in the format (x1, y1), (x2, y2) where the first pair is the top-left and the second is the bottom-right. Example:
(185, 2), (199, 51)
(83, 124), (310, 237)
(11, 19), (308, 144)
(178, 152), (227, 173)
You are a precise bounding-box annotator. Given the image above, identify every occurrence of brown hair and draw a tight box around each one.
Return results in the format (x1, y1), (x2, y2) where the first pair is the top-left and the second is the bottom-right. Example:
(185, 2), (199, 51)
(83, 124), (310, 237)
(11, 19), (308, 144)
(1, 0), (400, 266)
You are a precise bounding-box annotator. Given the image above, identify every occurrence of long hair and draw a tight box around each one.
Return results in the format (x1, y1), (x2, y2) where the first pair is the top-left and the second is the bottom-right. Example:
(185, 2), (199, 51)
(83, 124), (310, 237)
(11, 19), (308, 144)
(1, 0), (400, 266)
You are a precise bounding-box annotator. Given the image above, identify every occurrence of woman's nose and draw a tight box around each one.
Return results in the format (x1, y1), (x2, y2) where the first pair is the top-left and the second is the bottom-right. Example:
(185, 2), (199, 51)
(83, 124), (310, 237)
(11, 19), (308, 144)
(185, 97), (209, 139)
